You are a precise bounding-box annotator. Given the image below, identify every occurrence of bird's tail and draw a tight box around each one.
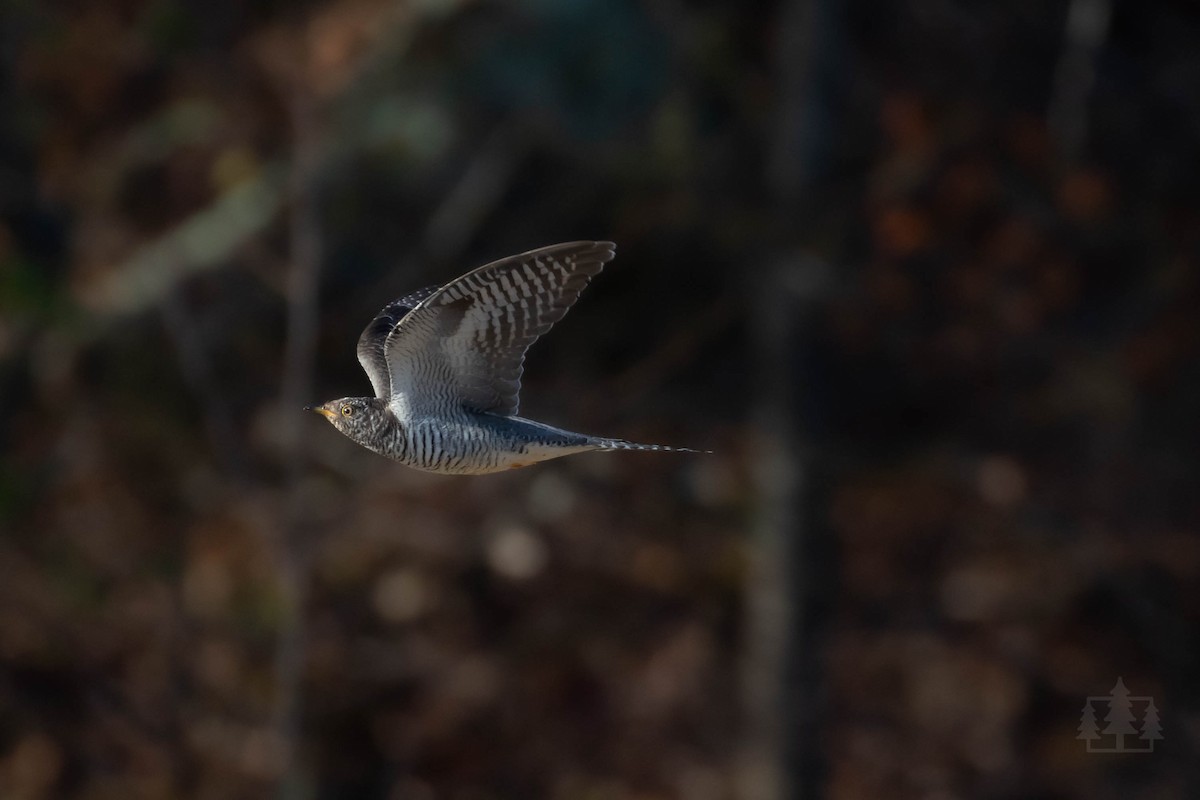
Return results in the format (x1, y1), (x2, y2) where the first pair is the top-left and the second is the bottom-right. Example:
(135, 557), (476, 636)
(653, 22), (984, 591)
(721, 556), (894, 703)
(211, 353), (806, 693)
(591, 437), (710, 454)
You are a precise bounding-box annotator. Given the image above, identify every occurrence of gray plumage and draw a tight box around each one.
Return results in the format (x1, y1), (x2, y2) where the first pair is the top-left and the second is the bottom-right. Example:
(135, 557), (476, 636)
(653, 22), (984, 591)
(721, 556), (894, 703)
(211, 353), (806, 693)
(308, 241), (701, 474)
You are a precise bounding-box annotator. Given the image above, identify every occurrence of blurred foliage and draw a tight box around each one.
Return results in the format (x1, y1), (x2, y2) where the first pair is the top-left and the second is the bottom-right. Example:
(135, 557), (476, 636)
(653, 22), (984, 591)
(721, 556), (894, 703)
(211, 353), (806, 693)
(1, 0), (1199, 799)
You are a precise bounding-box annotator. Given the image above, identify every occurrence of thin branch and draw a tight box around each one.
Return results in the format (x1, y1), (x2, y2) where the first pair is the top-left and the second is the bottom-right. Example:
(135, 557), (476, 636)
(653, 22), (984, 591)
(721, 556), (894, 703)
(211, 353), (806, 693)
(1048, 0), (1113, 163)
(423, 120), (527, 264)
(161, 284), (248, 478)
(82, 166), (287, 316)
(274, 86), (324, 800)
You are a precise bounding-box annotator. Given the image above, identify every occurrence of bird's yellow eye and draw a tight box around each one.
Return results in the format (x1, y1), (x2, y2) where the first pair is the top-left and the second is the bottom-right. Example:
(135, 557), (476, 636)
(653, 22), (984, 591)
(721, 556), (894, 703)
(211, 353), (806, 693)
(341, 405), (353, 417)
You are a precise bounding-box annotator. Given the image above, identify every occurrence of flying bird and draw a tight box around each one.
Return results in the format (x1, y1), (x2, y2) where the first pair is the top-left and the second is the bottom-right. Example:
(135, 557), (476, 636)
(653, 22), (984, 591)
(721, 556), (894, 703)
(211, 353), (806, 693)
(307, 241), (701, 474)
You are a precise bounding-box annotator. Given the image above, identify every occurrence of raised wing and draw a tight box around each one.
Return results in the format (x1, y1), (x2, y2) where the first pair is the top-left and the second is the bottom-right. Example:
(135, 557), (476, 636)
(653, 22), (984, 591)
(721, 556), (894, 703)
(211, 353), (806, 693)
(356, 286), (438, 398)
(384, 241), (615, 416)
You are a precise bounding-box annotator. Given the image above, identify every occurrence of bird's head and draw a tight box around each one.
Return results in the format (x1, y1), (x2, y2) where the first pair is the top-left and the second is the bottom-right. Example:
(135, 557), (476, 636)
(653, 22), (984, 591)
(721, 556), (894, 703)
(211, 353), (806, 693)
(306, 397), (388, 442)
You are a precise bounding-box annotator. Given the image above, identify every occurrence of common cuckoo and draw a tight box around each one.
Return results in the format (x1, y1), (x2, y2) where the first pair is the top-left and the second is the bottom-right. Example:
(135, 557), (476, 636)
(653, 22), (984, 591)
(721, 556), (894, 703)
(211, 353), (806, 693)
(307, 241), (700, 474)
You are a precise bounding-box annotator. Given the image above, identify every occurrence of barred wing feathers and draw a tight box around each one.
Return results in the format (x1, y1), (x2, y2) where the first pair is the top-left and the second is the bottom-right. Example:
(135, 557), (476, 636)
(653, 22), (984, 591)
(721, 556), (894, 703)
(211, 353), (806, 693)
(356, 286), (438, 398)
(383, 241), (615, 416)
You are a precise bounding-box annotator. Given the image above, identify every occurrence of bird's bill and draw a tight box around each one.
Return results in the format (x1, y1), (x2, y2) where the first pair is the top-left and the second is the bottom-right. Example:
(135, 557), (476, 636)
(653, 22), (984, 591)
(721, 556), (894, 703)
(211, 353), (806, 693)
(306, 405), (337, 421)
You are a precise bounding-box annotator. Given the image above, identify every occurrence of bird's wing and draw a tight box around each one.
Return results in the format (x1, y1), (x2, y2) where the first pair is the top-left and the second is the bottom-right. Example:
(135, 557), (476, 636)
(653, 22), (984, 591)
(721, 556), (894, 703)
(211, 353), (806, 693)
(356, 286), (439, 398)
(383, 241), (615, 416)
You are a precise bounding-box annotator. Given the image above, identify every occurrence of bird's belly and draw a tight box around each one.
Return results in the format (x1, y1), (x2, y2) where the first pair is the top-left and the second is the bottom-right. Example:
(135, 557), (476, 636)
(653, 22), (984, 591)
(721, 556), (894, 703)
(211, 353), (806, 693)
(394, 418), (595, 475)
(411, 441), (594, 475)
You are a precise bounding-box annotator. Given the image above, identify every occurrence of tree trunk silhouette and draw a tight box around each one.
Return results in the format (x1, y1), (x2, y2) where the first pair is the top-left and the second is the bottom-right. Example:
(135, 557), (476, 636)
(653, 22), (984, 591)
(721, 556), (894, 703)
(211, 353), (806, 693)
(743, 1), (842, 798)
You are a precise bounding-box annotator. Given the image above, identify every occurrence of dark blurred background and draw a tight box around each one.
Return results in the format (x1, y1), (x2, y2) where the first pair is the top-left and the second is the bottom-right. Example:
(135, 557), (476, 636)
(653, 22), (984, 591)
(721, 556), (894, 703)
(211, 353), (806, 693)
(1, 0), (1198, 798)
